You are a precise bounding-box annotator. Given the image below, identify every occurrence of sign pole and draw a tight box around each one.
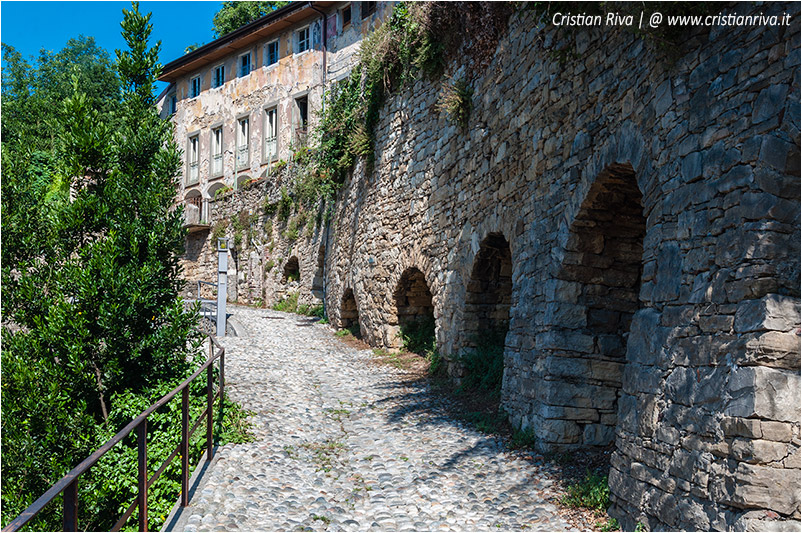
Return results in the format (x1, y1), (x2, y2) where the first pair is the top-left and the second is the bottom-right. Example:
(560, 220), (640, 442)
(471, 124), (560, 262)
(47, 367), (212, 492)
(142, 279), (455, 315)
(216, 238), (228, 337)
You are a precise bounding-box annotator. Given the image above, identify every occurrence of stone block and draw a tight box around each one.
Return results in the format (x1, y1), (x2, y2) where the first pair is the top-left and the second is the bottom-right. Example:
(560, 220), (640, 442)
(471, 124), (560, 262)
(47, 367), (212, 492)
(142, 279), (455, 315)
(730, 438), (790, 464)
(537, 418), (581, 444)
(582, 423), (615, 445)
(752, 85), (789, 125)
(760, 421), (796, 443)
(653, 242), (682, 302)
(740, 331), (801, 370)
(626, 308), (667, 366)
(722, 416), (763, 439)
(760, 134), (793, 172)
(726, 366), (801, 423)
(543, 302), (586, 328)
(734, 295), (800, 333)
(711, 463), (800, 515)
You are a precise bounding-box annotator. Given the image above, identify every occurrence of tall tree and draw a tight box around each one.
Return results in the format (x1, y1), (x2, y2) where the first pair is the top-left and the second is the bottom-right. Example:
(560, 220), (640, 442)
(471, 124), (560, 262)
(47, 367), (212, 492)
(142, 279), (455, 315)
(212, 1), (288, 37)
(1, 3), (200, 530)
(1, 37), (120, 150)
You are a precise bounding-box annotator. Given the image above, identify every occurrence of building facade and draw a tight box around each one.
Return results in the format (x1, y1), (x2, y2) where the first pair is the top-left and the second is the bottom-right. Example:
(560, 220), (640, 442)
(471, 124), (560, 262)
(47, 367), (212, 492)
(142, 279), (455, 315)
(157, 1), (389, 227)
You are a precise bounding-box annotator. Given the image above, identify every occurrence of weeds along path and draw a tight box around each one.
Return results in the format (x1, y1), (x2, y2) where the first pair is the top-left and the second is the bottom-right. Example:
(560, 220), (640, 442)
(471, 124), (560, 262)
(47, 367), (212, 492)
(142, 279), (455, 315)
(170, 305), (571, 532)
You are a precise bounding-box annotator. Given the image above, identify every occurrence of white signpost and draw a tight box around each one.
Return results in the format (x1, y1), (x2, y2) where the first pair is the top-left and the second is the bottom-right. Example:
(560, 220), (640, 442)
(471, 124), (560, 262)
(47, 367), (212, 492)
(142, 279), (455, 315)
(216, 238), (228, 337)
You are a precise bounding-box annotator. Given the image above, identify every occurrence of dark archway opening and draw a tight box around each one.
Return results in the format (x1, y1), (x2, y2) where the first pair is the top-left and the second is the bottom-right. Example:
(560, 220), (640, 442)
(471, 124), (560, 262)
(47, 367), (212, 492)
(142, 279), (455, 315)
(311, 244), (325, 300)
(553, 163), (645, 446)
(340, 288), (361, 338)
(461, 233), (513, 392)
(283, 256), (300, 283)
(394, 267), (435, 356)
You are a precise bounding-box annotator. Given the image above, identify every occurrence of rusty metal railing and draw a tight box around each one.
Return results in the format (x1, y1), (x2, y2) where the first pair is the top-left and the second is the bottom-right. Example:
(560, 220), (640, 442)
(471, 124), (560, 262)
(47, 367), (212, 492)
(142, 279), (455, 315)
(3, 335), (226, 532)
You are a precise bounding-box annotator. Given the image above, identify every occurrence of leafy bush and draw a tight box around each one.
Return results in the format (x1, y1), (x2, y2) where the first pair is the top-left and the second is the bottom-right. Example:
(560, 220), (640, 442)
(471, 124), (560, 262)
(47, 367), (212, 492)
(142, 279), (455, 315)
(211, 219), (229, 241)
(399, 315), (436, 357)
(561, 470), (610, 515)
(510, 427), (536, 450)
(459, 329), (506, 393)
(438, 76), (473, 129)
(277, 187), (292, 221)
(273, 291), (300, 313)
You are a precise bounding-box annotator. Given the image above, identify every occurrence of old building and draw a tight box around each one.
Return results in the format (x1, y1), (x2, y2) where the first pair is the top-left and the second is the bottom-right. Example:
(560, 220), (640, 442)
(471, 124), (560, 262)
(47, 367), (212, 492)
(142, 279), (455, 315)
(157, 1), (389, 228)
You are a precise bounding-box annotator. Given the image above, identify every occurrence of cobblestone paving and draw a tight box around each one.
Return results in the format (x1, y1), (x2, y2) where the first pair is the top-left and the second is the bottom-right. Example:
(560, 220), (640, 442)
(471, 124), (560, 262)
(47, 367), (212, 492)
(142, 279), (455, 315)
(174, 306), (572, 532)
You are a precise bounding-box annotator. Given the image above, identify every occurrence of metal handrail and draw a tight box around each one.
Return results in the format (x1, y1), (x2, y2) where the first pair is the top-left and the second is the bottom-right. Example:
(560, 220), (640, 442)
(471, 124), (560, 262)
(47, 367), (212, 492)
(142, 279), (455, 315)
(3, 335), (226, 533)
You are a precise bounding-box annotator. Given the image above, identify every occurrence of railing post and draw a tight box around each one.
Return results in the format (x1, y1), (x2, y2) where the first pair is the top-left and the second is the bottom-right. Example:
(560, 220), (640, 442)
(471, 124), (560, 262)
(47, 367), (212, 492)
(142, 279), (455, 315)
(137, 420), (148, 532)
(63, 479), (78, 532)
(181, 388), (189, 507)
(219, 349), (225, 408)
(206, 364), (214, 460)
(218, 350), (225, 438)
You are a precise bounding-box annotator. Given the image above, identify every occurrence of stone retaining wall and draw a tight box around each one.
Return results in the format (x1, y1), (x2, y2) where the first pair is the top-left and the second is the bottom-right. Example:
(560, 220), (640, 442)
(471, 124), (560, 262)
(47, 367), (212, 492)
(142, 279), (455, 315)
(181, 3), (801, 530)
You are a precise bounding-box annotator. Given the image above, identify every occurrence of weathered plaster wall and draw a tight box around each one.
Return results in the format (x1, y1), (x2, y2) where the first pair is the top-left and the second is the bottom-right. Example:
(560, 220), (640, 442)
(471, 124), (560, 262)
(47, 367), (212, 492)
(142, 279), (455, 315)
(180, 3), (801, 530)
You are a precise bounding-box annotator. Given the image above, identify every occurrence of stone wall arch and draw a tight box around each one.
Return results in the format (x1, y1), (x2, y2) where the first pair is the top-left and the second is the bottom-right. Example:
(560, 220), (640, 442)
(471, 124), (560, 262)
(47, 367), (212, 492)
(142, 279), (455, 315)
(236, 174), (251, 189)
(537, 162), (646, 447)
(391, 266), (435, 351)
(339, 288), (361, 337)
(462, 232), (513, 345)
(206, 181), (227, 201)
(311, 243), (325, 301)
(283, 255), (300, 283)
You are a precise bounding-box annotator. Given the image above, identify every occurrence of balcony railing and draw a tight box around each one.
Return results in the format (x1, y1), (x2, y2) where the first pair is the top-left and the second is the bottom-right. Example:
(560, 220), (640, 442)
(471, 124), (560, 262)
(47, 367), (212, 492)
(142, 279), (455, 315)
(236, 145), (249, 170)
(264, 137), (277, 162)
(188, 161), (199, 185)
(212, 153), (223, 176)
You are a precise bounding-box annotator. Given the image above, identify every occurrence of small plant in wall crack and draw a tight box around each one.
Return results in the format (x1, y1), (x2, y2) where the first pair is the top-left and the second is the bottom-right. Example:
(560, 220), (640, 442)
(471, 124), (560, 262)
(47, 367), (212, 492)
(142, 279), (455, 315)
(438, 76), (474, 129)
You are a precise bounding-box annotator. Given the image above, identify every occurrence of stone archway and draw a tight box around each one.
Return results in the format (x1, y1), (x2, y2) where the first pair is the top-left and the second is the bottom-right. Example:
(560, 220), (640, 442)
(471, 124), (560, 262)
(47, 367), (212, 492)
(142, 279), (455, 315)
(283, 256), (300, 283)
(340, 288), (360, 337)
(464, 233), (513, 345)
(393, 267), (435, 353)
(457, 233), (513, 390)
(311, 244), (325, 301)
(542, 162), (645, 447)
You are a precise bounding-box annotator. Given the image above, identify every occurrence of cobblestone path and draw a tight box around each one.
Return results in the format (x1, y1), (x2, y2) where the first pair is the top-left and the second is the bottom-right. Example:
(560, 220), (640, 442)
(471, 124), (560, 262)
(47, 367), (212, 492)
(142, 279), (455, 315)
(173, 306), (572, 532)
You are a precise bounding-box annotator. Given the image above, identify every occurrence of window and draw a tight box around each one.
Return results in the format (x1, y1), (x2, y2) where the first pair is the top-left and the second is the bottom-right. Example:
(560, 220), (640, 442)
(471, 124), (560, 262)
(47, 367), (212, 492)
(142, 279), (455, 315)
(295, 96), (308, 145)
(341, 4), (351, 28)
(213, 65), (225, 88)
(237, 117), (249, 169)
(361, 1), (376, 19)
(296, 27), (310, 53)
(264, 107), (278, 161)
(190, 76), (201, 98)
(239, 52), (251, 77)
(265, 40), (279, 66)
(169, 93), (177, 114)
(211, 127), (223, 176)
(188, 135), (199, 184)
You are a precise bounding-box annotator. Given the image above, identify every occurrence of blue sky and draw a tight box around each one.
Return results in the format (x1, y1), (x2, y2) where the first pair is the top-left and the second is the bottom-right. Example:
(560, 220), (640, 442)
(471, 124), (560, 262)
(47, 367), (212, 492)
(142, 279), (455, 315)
(1, 1), (224, 93)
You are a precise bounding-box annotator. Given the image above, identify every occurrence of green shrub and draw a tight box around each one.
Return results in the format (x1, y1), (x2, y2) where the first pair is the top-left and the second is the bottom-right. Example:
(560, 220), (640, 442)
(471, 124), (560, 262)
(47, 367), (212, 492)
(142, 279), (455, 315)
(273, 291), (299, 313)
(399, 315), (436, 358)
(438, 76), (473, 129)
(0, 6), (252, 530)
(510, 427), (536, 450)
(600, 518), (620, 531)
(277, 187), (292, 221)
(211, 219), (229, 241)
(459, 329), (506, 393)
(283, 217), (299, 241)
(265, 259), (275, 273)
(561, 470), (610, 515)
